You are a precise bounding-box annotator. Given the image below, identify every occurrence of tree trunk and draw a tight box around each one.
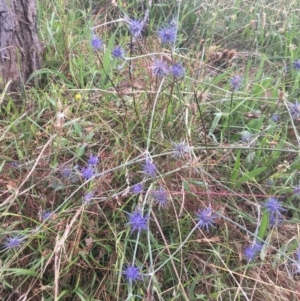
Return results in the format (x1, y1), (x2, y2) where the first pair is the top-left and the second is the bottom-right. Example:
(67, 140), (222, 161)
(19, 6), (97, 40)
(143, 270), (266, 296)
(0, 0), (42, 90)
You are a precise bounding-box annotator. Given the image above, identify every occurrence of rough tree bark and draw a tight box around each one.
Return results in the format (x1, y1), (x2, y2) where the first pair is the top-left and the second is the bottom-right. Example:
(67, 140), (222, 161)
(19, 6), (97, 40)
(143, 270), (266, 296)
(0, 0), (42, 90)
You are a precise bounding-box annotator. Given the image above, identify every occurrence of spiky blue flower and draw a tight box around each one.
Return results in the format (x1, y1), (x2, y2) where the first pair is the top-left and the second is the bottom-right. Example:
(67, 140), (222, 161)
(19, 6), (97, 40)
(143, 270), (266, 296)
(42, 211), (53, 221)
(269, 213), (283, 226)
(230, 75), (242, 91)
(91, 35), (103, 50)
(288, 100), (300, 119)
(244, 243), (262, 261)
(270, 113), (280, 122)
(152, 186), (168, 206)
(10, 161), (20, 168)
(294, 185), (300, 197)
(263, 197), (285, 216)
(292, 245), (300, 274)
(112, 46), (125, 59)
(83, 191), (94, 204)
(125, 17), (144, 38)
(195, 207), (217, 232)
(60, 166), (72, 179)
(132, 183), (143, 194)
(4, 235), (25, 249)
(294, 60), (300, 70)
(173, 141), (189, 159)
(122, 264), (143, 282)
(82, 166), (94, 180)
(142, 157), (156, 177)
(127, 209), (148, 232)
(157, 24), (177, 44)
(170, 63), (185, 78)
(296, 245), (300, 261)
(151, 59), (169, 77)
(88, 154), (99, 166)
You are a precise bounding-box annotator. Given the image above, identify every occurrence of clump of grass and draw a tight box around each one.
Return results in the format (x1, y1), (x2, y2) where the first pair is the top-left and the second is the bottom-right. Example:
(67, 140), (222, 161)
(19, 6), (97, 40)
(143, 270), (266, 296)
(2, 0), (300, 300)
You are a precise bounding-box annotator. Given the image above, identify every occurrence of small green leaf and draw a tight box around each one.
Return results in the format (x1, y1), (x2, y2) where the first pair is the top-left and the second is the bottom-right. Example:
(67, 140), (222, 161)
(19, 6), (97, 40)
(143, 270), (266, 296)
(258, 210), (269, 240)
(235, 166), (266, 189)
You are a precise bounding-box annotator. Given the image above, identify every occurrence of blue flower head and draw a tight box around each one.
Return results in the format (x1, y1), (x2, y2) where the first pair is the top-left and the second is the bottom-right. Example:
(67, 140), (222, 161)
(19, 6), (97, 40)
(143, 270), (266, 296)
(152, 186), (168, 207)
(142, 157), (156, 177)
(270, 113), (280, 122)
(269, 213), (283, 226)
(122, 264), (143, 282)
(244, 242), (262, 262)
(230, 75), (242, 91)
(91, 35), (103, 50)
(289, 100), (300, 119)
(4, 234), (25, 249)
(112, 46), (125, 59)
(132, 183), (143, 194)
(127, 208), (148, 232)
(42, 210), (53, 221)
(82, 166), (94, 180)
(263, 197), (285, 216)
(294, 59), (300, 70)
(294, 185), (300, 197)
(173, 141), (189, 159)
(88, 154), (99, 166)
(157, 23), (177, 44)
(171, 63), (185, 78)
(296, 245), (300, 261)
(60, 166), (72, 179)
(83, 191), (94, 204)
(151, 59), (169, 77)
(10, 161), (20, 168)
(125, 17), (144, 38)
(195, 207), (217, 232)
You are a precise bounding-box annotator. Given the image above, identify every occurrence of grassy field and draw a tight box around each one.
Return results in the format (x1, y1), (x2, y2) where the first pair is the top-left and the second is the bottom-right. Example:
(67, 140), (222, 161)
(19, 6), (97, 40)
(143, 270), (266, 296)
(2, 0), (300, 300)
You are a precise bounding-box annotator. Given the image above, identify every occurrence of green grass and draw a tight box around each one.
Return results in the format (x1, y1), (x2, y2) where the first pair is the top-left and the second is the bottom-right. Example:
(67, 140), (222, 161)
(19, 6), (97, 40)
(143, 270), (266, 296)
(1, 0), (300, 300)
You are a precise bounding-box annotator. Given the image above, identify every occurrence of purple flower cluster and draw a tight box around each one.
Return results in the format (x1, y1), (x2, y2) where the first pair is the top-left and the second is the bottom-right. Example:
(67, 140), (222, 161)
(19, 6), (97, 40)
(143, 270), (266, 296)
(172, 141), (190, 159)
(83, 191), (94, 204)
(42, 210), (53, 221)
(82, 165), (94, 180)
(112, 46), (125, 59)
(81, 154), (99, 180)
(127, 208), (148, 232)
(244, 242), (262, 262)
(157, 23), (177, 44)
(122, 264), (143, 282)
(195, 207), (218, 232)
(125, 17), (145, 38)
(131, 183), (143, 194)
(91, 35), (103, 50)
(170, 63), (185, 78)
(230, 75), (242, 91)
(142, 157), (157, 177)
(3, 234), (25, 250)
(263, 197), (286, 226)
(152, 186), (168, 207)
(288, 100), (300, 119)
(294, 185), (300, 197)
(270, 113), (280, 122)
(150, 59), (185, 78)
(87, 154), (99, 166)
(60, 166), (72, 178)
(151, 59), (169, 77)
(293, 245), (300, 274)
(294, 59), (300, 70)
